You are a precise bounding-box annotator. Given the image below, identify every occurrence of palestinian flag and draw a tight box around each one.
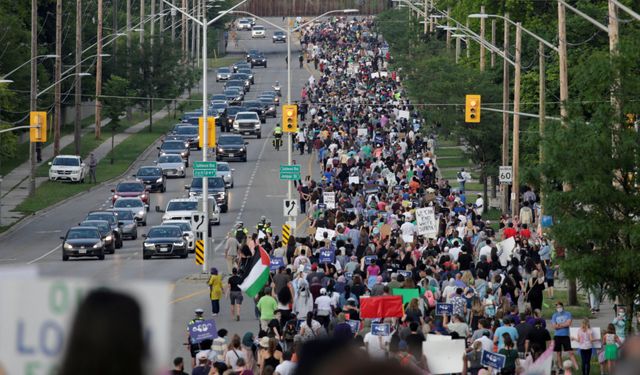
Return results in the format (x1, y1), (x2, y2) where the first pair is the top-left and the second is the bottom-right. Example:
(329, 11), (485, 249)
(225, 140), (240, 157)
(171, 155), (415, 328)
(239, 246), (270, 297)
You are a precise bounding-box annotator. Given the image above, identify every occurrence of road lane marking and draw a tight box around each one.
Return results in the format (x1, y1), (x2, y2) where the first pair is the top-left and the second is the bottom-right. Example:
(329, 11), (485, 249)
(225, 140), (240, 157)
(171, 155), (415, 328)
(35, 230), (62, 234)
(235, 134), (270, 223)
(28, 245), (61, 264)
(169, 289), (208, 305)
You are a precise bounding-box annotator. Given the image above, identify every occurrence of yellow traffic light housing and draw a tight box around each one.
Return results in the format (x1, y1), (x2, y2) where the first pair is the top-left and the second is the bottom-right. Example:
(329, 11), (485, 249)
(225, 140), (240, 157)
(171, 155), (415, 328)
(465, 94), (481, 123)
(282, 104), (298, 133)
(198, 116), (216, 148)
(30, 111), (47, 143)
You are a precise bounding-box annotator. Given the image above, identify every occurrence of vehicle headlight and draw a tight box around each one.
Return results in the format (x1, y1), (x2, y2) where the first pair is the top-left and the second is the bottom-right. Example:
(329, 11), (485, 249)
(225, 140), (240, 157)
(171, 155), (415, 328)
(144, 242), (155, 249)
(255, 123), (261, 128)
(233, 122), (239, 128)
(240, 147), (245, 152)
(138, 210), (144, 216)
(64, 243), (73, 250)
(105, 235), (113, 241)
(113, 194), (119, 199)
(173, 241), (185, 246)
(156, 177), (163, 183)
(181, 152), (187, 156)
(218, 148), (224, 152)
(93, 242), (103, 249)
(177, 166), (184, 170)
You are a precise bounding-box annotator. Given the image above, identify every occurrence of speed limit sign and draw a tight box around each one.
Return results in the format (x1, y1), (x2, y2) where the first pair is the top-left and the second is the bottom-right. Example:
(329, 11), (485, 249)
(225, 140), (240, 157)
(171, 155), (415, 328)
(499, 166), (513, 184)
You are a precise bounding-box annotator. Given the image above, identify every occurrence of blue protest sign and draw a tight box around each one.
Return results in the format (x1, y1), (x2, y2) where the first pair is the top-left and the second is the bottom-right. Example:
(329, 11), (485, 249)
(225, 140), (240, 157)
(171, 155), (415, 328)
(319, 248), (335, 264)
(541, 215), (553, 228)
(188, 319), (217, 344)
(435, 303), (453, 315)
(346, 320), (360, 334)
(398, 270), (412, 279)
(371, 323), (390, 336)
(481, 350), (506, 369)
(364, 255), (378, 265)
(374, 134), (384, 145)
(344, 272), (353, 280)
(270, 257), (285, 271)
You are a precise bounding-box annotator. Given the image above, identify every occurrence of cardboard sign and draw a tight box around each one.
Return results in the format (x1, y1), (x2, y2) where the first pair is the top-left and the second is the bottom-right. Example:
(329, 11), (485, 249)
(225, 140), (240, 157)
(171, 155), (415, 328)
(346, 320), (360, 334)
(357, 128), (368, 137)
(497, 236), (517, 267)
(423, 339), (466, 374)
(348, 176), (360, 185)
(427, 334), (452, 341)
(270, 257), (285, 271)
(416, 207), (438, 239)
(392, 288), (420, 304)
(379, 224), (392, 239)
(371, 323), (390, 336)
(0, 278), (170, 375)
(570, 327), (602, 349)
(364, 255), (378, 265)
(481, 350), (506, 369)
(323, 192), (336, 209)
(188, 319), (218, 344)
(398, 110), (410, 120)
(319, 248), (335, 264)
(435, 303), (453, 315)
(398, 270), (413, 279)
(315, 227), (336, 241)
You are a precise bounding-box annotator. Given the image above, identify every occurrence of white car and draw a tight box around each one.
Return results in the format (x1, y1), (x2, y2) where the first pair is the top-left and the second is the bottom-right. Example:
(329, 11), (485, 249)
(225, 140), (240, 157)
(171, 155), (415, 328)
(113, 197), (148, 226)
(237, 18), (251, 30)
(162, 220), (195, 252)
(216, 162), (235, 188)
(155, 154), (186, 178)
(251, 25), (266, 38)
(48, 155), (88, 183)
(233, 111), (262, 138)
(160, 197), (220, 227)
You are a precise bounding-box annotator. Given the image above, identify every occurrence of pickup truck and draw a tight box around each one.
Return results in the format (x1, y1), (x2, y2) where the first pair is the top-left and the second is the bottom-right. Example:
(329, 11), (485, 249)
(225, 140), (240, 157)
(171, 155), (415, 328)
(232, 111), (262, 138)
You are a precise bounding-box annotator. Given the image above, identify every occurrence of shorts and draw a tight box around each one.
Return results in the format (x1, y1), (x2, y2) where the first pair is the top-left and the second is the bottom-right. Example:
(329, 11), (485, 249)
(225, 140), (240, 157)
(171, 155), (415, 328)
(545, 278), (554, 287)
(230, 291), (243, 305)
(554, 336), (572, 352)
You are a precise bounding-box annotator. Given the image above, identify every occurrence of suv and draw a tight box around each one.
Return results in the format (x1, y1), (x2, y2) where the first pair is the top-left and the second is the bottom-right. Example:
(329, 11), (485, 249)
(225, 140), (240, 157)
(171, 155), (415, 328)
(249, 53), (267, 68)
(160, 197), (220, 227)
(85, 211), (123, 249)
(237, 18), (252, 30)
(216, 134), (248, 163)
(169, 125), (199, 149)
(142, 225), (188, 260)
(243, 100), (267, 123)
(233, 112), (262, 138)
(48, 155), (88, 183)
(251, 25), (266, 38)
(111, 180), (149, 205)
(185, 176), (228, 213)
(273, 30), (286, 43)
(158, 140), (190, 167)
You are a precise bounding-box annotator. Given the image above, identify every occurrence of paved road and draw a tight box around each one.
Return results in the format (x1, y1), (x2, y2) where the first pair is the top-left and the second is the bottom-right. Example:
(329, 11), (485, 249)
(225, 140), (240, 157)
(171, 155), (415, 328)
(0, 19), (314, 369)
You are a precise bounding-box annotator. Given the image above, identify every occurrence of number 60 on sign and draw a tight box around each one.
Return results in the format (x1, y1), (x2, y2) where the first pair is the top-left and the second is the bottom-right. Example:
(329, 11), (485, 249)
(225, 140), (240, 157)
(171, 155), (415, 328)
(499, 166), (513, 184)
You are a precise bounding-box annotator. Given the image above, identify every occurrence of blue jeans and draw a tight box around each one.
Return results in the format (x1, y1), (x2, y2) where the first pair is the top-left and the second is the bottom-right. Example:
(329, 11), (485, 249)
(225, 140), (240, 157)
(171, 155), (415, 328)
(211, 299), (220, 314)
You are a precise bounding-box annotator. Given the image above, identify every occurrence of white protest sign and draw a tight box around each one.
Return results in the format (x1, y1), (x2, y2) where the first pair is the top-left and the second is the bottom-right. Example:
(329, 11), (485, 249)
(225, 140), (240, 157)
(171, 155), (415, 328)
(497, 236), (517, 267)
(570, 327), (602, 349)
(348, 176), (360, 185)
(0, 278), (170, 375)
(323, 192), (336, 209)
(423, 339), (466, 374)
(426, 334), (452, 341)
(416, 207), (438, 239)
(398, 110), (410, 120)
(315, 227), (336, 241)
(380, 71), (389, 78)
(357, 128), (368, 137)
(371, 72), (380, 78)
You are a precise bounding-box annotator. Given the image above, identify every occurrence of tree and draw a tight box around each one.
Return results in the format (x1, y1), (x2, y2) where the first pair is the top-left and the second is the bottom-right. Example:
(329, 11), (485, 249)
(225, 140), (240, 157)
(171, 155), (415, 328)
(102, 75), (130, 164)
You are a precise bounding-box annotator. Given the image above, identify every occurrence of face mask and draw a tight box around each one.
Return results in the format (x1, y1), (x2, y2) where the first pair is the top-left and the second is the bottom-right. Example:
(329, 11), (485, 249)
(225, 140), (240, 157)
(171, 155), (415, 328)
(556, 308), (563, 313)
(619, 312), (625, 317)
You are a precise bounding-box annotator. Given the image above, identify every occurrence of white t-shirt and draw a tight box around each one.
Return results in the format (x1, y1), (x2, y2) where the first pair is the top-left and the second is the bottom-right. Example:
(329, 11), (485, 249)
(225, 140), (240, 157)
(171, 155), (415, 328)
(275, 360), (297, 375)
(449, 246), (462, 262)
(475, 335), (494, 353)
(315, 295), (333, 313)
(364, 332), (391, 359)
(225, 348), (245, 370)
(479, 245), (492, 260)
(400, 222), (416, 243)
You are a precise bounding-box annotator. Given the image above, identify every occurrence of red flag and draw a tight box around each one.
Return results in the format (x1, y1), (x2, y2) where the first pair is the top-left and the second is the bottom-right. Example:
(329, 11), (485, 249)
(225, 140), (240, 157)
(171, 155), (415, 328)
(360, 295), (404, 318)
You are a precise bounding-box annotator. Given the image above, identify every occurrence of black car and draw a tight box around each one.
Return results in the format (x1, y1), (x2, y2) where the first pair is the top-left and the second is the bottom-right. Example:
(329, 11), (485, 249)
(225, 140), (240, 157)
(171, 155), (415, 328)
(185, 176), (228, 212)
(224, 106), (246, 132)
(230, 73), (252, 91)
(237, 68), (255, 84)
(258, 97), (277, 118)
(79, 220), (116, 253)
(85, 211), (123, 248)
(250, 53), (267, 68)
(158, 140), (190, 167)
(170, 124), (199, 149)
(180, 111), (202, 125)
(233, 61), (250, 73)
(243, 100), (267, 123)
(262, 91), (280, 106)
(135, 166), (166, 193)
(246, 49), (260, 62)
(210, 94), (228, 105)
(224, 88), (243, 105)
(225, 79), (248, 94)
(272, 30), (287, 43)
(61, 227), (105, 261)
(142, 225), (188, 260)
(216, 134), (248, 162)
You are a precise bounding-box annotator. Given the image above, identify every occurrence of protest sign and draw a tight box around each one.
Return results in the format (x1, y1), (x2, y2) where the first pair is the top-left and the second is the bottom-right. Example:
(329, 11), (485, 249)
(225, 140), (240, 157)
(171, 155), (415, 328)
(323, 192), (336, 209)
(398, 110), (410, 120)
(423, 339), (466, 374)
(371, 323), (390, 336)
(315, 227), (336, 241)
(270, 257), (285, 271)
(392, 288), (420, 304)
(416, 207), (438, 239)
(346, 320), (360, 334)
(357, 128), (368, 137)
(319, 249), (335, 264)
(435, 303), (453, 315)
(348, 176), (360, 185)
(188, 319), (218, 344)
(364, 255), (378, 265)
(427, 334), (452, 342)
(398, 270), (413, 279)
(481, 350), (506, 369)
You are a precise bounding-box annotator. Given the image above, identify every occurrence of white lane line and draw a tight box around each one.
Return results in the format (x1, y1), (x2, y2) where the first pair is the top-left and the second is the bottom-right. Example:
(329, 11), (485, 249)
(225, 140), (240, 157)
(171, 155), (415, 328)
(35, 230), (62, 234)
(215, 241), (225, 253)
(235, 137), (270, 223)
(28, 245), (61, 264)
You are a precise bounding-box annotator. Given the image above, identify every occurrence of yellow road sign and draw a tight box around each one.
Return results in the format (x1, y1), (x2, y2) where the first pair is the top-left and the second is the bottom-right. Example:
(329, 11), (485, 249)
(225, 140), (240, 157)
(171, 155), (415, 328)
(195, 240), (204, 265)
(281, 224), (291, 246)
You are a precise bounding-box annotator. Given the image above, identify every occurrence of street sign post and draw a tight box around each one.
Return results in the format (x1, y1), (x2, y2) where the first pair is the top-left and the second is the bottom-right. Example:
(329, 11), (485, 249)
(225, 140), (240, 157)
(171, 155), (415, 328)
(194, 161), (217, 178)
(279, 164), (301, 180)
(283, 199), (298, 217)
(499, 166), (513, 184)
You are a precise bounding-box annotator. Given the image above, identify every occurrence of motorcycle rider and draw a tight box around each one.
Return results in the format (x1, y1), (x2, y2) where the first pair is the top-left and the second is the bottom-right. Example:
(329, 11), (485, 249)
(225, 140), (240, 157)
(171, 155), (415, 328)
(273, 81), (282, 97)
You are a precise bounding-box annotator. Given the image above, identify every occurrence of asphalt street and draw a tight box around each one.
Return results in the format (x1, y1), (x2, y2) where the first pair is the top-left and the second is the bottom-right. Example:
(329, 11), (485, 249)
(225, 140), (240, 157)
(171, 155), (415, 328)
(0, 19), (314, 369)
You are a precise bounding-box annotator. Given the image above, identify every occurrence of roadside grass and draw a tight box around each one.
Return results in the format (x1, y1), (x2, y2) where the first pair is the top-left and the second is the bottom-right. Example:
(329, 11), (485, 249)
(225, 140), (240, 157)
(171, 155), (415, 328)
(437, 138), (459, 147)
(14, 100), (198, 215)
(465, 182), (484, 192)
(435, 147), (465, 158)
(440, 169), (478, 180)
(541, 289), (591, 321)
(437, 157), (471, 169)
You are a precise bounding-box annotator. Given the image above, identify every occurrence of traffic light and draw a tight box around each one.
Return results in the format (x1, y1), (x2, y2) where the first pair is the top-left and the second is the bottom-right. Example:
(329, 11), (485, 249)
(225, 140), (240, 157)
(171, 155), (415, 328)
(282, 104), (298, 133)
(465, 94), (481, 123)
(29, 111), (47, 143)
(198, 116), (216, 148)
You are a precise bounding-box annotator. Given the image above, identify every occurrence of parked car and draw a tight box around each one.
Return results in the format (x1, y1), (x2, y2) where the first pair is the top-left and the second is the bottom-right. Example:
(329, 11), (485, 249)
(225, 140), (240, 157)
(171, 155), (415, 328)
(216, 161), (235, 187)
(155, 154), (186, 178)
(216, 67), (232, 82)
(48, 155), (88, 183)
(111, 180), (149, 206)
(272, 30), (287, 43)
(78, 220), (115, 254)
(135, 166), (166, 192)
(249, 53), (267, 68)
(185, 177), (228, 212)
(85, 211), (123, 248)
(108, 209), (138, 240)
(113, 197), (148, 226)
(142, 225), (188, 259)
(251, 25), (266, 38)
(158, 140), (190, 167)
(216, 134), (248, 164)
(61, 227), (105, 261)
(232, 111), (262, 138)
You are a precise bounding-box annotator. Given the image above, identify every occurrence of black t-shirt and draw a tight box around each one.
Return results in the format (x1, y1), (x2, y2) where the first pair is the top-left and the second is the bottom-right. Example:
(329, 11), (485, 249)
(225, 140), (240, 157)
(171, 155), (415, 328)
(526, 326), (552, 351)
(405, 332), (425, 359)
(458, 252), (472, 271)
(169, 371), (188, 375)
(228, 275), (242, 292)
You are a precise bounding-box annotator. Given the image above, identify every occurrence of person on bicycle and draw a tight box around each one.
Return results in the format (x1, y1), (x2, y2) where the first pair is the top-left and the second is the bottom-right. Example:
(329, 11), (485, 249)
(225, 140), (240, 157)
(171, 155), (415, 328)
(273, 125), (283, 150)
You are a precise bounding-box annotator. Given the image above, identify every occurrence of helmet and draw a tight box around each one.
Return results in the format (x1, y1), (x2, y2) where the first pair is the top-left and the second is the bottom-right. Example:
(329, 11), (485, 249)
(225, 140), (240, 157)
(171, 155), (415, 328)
(236, 222), (243, 228)
(260, 215), (266, 222)
(195, 308), (204, 315)
(275, 81), (279, 85)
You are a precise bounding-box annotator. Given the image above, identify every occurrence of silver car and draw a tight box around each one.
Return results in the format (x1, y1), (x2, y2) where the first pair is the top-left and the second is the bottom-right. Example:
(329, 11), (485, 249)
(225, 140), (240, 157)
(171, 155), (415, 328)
(216, 162), (235, 188)
(162, 220), (195, 252)
(108, 209), (138, 240)
(113, 197), (148, 226)
(156, 154), (186, 178)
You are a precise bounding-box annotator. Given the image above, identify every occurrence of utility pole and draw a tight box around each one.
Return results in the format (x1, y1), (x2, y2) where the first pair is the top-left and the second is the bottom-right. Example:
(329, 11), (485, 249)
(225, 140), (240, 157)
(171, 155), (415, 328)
(466, 20), (470, 58)
(491, 19), (496, 68)
(95, 0), (104, 139)
(479, 5), (485, 72)
(423, 0), (427, 35)
(538, 41), (546, 222)
(182, 0), (187, 61)
(609, 0), (620, 125)
(140, 0), (145, 45)
(196, 0), (201, 66)
(511, 23), (522, 219)
(191, 0), (196, 63)
(446, 7), (451, 49)
(74, 0), (82, 155)
(53, 0), (62, 156)
(151, 0), (156, 47)
(159, 0), (164, 41)
(29, 0), (37, 196)
(501, 13), (510, 214)
(126, 0), (132, 120)
(114, 0), (118, 61)
(455, 36), (461, 64)
(171, 0), (176, 42)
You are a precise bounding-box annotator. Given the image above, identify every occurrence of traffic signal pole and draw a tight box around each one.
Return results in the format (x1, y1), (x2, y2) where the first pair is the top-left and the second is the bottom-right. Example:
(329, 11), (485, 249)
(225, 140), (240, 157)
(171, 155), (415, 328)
(286, 20), (293, 227)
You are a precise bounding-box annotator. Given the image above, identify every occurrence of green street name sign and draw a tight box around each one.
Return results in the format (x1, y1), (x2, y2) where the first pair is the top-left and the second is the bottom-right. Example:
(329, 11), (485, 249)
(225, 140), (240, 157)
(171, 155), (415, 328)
(194, 169), (217, 178)
(193, 161), (217, 170)
(279, 164), (301, 180)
